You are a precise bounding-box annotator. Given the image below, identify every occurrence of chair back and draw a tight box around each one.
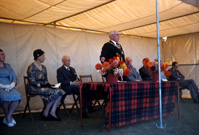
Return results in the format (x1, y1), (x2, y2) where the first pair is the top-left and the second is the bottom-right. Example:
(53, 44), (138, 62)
(23, 76), (38, 96)
(79, 74), (93, 82)
(23, 76), (30, 97)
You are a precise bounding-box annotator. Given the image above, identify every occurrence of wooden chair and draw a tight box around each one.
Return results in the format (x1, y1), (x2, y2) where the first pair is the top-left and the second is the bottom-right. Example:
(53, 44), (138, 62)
(57, 94), (70, 115)
(79, 74), (93, 82)
(59, 85), (80, 114)
(69, 93), (80, 114)
(22, 76), (44, 121)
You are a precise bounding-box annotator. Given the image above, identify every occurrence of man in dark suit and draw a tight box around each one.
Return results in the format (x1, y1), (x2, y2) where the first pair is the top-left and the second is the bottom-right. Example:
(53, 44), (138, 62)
(168, 62), (199, 103)
(57, 55), (80, 95)
(57, 55), (91, 118)
(139, 58), (152, 81)
(100, 30), (125, 62)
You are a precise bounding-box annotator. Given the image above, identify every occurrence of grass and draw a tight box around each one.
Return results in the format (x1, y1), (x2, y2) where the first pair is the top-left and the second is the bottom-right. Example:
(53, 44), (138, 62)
(0, 99), (199, 135)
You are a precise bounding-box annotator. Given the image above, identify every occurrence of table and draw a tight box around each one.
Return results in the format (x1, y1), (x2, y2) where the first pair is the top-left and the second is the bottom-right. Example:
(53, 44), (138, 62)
(79, 81), (179, 131)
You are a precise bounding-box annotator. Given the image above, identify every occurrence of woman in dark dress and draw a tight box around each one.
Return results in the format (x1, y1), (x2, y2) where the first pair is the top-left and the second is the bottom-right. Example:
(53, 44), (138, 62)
(27, 49), (65, 121)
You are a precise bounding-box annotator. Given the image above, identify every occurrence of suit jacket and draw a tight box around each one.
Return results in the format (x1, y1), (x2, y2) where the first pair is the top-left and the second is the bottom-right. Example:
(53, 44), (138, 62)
(57, 65), (79, 94)
(125, 67), (142, 81)
(168, 68), (185, 81)
(139, 66), (152, 81)
(100, 41), (125, 62)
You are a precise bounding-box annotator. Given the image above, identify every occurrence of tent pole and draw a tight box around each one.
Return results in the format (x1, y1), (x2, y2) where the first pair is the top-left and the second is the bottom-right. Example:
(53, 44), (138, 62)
(156, 0), (166, 129)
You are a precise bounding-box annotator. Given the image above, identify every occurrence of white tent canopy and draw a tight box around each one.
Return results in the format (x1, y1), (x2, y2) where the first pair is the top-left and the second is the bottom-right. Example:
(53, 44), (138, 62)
(0, 0), (198, 38)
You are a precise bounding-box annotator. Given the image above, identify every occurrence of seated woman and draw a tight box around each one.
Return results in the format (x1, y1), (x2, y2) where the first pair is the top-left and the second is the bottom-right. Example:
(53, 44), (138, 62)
(27, 49), (65, 121)
(0, 49), (22, 127)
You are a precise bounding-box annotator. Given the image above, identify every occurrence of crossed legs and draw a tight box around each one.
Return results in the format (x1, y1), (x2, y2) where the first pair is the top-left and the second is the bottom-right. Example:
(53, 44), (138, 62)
(43, 96), (62, 118)
(2, 101), (20, 123)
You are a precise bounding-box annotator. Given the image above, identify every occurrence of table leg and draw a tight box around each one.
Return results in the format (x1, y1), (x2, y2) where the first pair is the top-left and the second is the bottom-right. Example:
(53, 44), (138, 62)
(80, 85), (83, 127)
(109, 89), (112, 132)
(177, 85), (180, 119)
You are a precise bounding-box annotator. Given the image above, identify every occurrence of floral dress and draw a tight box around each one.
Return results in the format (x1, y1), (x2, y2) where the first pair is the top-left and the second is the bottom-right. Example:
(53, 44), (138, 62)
(27, 63), (65, 104)
(0, 63), (22, 106)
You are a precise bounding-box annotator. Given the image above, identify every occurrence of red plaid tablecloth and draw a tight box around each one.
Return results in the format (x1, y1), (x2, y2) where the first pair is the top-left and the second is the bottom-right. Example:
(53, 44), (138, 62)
(80, 81), (179, 130)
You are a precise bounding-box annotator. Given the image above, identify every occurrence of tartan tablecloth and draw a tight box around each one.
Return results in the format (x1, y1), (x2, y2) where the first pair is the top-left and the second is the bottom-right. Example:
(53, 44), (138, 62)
(80, 81), (179, 129)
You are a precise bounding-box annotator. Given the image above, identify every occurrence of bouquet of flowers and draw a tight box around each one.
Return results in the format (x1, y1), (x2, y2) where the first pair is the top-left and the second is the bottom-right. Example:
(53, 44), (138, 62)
(95, 55), (130, 78)
(146, 58), (171, 77)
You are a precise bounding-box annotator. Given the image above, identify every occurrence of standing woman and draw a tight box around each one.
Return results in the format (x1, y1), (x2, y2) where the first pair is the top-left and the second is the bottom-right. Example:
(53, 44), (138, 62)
(27, 49), (65, 121)
(0, 49), (22, 127)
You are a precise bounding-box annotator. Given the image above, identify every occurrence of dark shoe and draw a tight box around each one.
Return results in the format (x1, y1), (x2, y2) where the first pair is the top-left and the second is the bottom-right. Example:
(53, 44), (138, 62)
(88, 107), (95, 113)
(82, 112), (90, 119)
(49, 114), (61, 121)
(42, 115), (50, 121)
(193, 98), (199, 103)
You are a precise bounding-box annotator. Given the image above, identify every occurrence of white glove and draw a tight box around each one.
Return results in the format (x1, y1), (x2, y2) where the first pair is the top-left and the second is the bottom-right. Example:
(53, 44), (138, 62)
(10, 82), (15, 89)
(0, 83), (10, 89)
(0, 84), (11, 91)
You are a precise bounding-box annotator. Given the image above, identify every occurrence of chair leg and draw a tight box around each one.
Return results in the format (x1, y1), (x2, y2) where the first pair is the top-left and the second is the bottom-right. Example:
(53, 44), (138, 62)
(57, 94), (69, 116)
(41, 104), (46, 116)
(70, 94), (80, 114)
(28, 102), (34, 121)
(62, 101), (70, 116)
(23, 96), (34, 121)
(22, 102), (29, 118)
(26, 97), (34, 121)
(74, 96), (80, 113)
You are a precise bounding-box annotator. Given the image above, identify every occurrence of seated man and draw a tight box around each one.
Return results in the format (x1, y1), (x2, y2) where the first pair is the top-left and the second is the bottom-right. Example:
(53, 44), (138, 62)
(124, 57), (142, 81)
(168, 62), (199, 103)
(139, 58), (152, 81)
(57, 55), (92, 118)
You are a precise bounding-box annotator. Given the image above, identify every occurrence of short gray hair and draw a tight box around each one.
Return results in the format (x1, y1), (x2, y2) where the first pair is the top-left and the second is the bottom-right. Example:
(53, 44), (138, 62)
(109, 31), (116, 38)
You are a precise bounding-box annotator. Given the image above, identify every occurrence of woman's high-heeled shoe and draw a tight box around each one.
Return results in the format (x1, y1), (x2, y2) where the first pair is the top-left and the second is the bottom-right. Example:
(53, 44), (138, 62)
(42, 115), (50, 121)
(7, 122), (15, 127)
(48, 114), (61, 121)
(3, 117), (15, 127)
(12, 118), (16, 125)
(3, 117), (7, 125)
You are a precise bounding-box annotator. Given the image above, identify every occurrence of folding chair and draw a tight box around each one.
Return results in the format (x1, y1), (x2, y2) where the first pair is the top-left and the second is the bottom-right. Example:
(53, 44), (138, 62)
(69, 93), (80, 114)
(79, 74), (93, 82)
(58, 85), (80, 114)
(57, 92), (70, 116)
(22, 76), (44, 121)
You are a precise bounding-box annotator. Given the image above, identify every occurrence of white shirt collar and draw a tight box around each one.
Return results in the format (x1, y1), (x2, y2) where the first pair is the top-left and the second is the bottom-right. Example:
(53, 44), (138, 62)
(64, 65), (70, 70)
(111, 40), (117, 46)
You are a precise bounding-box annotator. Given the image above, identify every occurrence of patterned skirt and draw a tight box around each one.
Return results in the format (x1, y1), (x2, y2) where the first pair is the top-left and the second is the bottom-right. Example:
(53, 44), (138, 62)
(28, 86), (65, 104)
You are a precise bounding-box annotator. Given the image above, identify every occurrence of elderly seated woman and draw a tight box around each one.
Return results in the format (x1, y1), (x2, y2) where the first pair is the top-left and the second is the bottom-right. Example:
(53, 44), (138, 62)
(27, 49), (65, 121)
(0, 49), (22, 127)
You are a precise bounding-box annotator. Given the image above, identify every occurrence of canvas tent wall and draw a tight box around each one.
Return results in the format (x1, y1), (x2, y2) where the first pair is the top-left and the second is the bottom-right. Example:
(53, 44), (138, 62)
(162, 32), (199, 98)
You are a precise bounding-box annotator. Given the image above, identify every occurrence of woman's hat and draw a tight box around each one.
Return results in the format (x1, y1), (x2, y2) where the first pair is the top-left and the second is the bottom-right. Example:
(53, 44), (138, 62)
(33, 49), (44, 60)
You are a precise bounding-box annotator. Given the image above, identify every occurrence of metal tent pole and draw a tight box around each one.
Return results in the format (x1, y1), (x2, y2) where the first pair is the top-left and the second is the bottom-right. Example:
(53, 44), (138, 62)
(155, 0), (166, 129)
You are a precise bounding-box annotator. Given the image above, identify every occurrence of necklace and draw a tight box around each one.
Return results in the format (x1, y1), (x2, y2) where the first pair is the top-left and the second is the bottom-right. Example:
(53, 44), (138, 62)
(34, 62), (42, 71)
